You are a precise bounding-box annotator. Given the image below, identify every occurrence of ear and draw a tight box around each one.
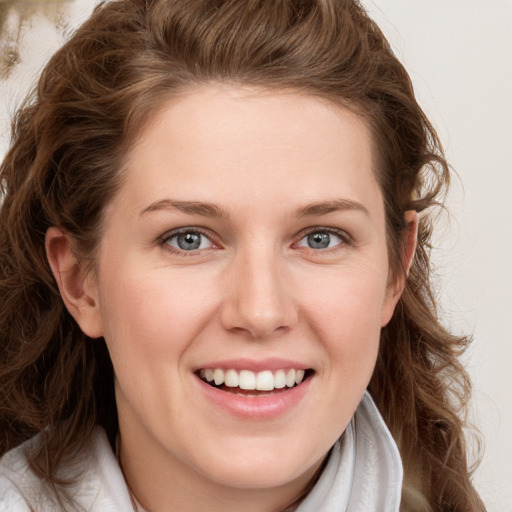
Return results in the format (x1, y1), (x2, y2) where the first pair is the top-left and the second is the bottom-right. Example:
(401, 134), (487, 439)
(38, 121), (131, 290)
(45, 227), (103, 338)
(380, 210), (419, 326)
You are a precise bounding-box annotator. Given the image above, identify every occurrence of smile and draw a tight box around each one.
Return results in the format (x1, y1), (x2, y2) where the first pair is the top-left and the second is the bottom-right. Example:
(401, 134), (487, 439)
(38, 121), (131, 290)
(198, 368), (310, 392)
(194, 360), (315, 419)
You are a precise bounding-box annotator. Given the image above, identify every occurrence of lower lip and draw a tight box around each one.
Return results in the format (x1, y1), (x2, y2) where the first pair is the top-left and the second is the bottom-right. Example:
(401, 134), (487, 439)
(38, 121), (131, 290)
(195, 375), (312, 420)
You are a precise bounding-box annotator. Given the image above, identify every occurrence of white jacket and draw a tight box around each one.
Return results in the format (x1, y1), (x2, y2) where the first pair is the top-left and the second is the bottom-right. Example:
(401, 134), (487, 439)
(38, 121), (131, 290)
(0, 392), (402, 511)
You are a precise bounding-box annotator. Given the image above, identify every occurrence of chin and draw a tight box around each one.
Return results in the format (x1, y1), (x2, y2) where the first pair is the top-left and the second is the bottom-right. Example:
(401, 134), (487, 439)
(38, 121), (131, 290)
(192, 438), (326, 493)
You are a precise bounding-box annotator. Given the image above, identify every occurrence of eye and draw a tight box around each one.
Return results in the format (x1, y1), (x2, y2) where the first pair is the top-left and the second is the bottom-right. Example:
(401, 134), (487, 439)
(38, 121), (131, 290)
(163, 230), (214, 252)
(297, 230), (345, 250)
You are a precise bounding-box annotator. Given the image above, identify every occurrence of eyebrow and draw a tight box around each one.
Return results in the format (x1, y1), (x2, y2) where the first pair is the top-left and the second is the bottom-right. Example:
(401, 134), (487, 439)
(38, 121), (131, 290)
(296, 199), (369, 217)
(140, 199), (229, 219)
(139, 197), (369, 219)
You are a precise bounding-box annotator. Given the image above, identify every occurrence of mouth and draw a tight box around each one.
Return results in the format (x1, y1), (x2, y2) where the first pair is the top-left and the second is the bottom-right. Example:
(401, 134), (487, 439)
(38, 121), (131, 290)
(196, 367), (315, 396)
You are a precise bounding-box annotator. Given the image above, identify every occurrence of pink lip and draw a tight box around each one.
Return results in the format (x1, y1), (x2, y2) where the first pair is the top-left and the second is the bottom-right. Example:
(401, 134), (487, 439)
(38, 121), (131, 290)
(194, 370), (313, 421)
(194, 357), (310, 372)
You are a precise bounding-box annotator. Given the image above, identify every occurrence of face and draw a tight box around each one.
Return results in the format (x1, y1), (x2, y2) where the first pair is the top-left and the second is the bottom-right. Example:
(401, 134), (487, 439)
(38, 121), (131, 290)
(64, 86), (406, 508)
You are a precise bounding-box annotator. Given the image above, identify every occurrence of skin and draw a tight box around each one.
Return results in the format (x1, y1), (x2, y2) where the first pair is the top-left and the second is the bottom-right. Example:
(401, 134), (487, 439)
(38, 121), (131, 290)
(46, 86), (417, 512)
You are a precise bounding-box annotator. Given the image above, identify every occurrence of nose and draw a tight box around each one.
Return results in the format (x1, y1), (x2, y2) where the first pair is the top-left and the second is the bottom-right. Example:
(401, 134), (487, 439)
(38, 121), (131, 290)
(220, 248), (298, 339)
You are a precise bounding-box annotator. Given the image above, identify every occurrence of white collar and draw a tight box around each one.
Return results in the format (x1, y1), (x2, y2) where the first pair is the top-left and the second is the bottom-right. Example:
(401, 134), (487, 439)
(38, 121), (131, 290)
(296, 391), (403, 511)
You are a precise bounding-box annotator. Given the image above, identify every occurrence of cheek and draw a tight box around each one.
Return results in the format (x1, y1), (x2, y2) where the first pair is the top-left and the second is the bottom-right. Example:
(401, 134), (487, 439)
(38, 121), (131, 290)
(95, 267), (222, 430)
(300, 265), (387, 372)
(287, 268), (386, 444)
(304, 264), (388, 329)
(96, 267), (215, 370)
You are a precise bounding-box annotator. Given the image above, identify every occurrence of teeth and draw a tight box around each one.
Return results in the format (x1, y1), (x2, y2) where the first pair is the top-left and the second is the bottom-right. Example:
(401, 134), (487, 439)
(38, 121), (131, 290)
(239, 370), (256, 390)
(286, 369), (296, 387)
(213, 368), (224, 386)
(199, 368), (308, 391)
(256, 370), (274, 391)
(274, 369), (287, 389)
(225, 369), (239, 388)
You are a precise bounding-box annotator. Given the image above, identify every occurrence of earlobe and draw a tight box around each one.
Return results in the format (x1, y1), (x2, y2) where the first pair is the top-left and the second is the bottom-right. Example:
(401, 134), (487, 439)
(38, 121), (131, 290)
(45, 227), (103, 338)
(381, 210), (419, 326)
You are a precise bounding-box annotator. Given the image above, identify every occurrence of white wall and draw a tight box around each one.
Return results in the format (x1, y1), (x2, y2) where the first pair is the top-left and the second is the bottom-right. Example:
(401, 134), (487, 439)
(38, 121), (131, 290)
(362, 2), (512, 509)
(1, 1), (511, 510)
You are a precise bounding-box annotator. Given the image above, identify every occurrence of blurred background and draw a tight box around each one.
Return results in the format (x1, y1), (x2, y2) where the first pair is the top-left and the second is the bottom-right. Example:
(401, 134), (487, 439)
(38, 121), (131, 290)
(1, 1), (511, 510)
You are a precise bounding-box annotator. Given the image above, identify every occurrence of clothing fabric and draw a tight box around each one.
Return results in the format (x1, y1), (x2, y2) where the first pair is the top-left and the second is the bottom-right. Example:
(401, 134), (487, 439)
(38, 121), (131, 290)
(295, 392), (403, 511)
(0, 392), (402, 511)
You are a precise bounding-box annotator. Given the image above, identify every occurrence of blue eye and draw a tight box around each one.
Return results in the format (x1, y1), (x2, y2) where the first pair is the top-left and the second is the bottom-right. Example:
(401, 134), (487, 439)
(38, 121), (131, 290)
(297, 230), (343, 250)
(164, 231), (214, 251)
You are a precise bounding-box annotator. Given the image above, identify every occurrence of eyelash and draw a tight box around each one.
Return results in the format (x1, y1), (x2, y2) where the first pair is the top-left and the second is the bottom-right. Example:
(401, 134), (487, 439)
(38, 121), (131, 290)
(159, 226), (352, 256)
(295, 227), (352, 252)
(160, 227), (218, 255)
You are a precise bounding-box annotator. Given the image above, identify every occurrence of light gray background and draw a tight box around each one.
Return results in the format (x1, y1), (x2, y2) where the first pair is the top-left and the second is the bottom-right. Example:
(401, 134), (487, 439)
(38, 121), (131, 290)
(1, 1), (511, 509)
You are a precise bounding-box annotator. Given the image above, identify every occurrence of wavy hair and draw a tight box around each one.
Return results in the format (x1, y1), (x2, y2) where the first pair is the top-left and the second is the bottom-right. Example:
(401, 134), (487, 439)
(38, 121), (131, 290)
(0, 0), (484, 510)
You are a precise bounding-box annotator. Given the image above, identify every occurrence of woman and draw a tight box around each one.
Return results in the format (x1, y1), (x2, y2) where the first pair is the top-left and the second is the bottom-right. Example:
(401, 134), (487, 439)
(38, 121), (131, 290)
(0, 0), (485, 510)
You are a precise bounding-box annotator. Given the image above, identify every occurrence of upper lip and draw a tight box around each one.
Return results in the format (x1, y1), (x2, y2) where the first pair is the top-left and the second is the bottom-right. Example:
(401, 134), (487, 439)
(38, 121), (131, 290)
(193, 357), (312, 373)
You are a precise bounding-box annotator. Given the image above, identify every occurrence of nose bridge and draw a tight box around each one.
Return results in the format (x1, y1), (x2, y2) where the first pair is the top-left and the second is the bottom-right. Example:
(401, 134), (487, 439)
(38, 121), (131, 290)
(221, 240), (297, 338)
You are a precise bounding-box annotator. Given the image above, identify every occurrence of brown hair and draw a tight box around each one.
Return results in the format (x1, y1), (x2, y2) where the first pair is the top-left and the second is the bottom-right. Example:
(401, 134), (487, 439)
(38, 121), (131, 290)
(0, 0), (484, 510)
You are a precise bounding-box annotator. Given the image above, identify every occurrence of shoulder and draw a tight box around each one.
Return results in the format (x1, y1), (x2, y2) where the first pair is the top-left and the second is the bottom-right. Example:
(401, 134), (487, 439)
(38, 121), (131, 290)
(0, 485), (31, 512)
(0, 481), (32, 512)
(0, 438), (37, 512)
(0, 427), (133, 511)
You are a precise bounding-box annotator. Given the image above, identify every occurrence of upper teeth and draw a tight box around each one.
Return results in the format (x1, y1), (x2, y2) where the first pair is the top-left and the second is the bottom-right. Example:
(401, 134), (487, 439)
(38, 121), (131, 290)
(199, 368), (306, 391)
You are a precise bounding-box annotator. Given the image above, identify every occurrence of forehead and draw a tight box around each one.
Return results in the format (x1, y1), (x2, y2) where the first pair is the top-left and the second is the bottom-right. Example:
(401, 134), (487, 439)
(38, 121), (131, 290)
(114, 85), (382, 220)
